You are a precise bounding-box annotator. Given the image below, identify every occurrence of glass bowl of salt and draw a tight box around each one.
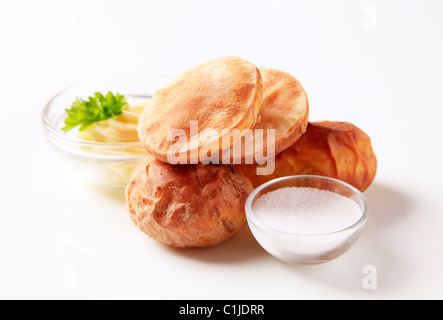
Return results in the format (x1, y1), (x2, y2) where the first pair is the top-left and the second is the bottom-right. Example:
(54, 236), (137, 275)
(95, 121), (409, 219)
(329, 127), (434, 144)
(245, 175), (369, 264)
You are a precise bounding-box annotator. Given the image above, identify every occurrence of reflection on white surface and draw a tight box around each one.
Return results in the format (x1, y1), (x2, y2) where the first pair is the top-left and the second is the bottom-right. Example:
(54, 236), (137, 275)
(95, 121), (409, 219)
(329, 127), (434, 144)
(56, 235), (95, 256)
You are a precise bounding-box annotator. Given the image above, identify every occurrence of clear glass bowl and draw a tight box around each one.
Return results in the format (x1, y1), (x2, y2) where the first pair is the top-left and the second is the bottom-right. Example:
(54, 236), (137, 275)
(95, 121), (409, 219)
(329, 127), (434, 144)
(41, 74), (171, 191)
(245, 175), (369, 264)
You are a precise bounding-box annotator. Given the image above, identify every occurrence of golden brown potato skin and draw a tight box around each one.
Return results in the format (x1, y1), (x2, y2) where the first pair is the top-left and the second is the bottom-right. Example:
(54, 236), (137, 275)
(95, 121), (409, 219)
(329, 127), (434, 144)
(236, 121), (377, 192)
(251, 68), (309, 156)
(125, 159), (254, 248)
(137, 56), (262, 164)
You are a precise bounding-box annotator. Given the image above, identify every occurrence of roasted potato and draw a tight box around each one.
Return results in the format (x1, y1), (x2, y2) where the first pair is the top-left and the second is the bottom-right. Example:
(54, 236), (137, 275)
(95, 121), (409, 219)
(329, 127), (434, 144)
(236, 121), (377, 192)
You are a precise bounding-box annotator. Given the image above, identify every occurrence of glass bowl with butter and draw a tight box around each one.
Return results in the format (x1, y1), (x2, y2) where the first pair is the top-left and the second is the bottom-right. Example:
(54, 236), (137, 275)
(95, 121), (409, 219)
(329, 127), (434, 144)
(245, 175), (369, 265)
(42, 74), (171, 191)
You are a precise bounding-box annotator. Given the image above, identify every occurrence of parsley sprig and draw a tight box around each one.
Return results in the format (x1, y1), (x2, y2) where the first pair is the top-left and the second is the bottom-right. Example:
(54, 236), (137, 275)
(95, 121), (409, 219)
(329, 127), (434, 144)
(62, 92), (128, 132)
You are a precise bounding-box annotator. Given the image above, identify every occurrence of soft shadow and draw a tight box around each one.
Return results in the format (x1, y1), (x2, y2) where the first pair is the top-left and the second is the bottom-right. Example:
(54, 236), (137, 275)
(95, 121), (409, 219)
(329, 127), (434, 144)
(364, 182), (414, 230)
(164, 226), (270, 265)
(279, 182), (415, 293)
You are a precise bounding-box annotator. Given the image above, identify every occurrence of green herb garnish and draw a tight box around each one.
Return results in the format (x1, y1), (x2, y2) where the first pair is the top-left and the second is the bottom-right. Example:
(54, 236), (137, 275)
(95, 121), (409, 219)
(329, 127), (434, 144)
(62, 92), (128, 132)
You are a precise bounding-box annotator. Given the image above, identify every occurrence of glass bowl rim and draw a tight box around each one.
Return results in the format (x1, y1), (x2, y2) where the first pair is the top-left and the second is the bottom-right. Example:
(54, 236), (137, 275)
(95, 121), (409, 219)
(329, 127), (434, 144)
(245, 175), (370, 237)
(41, 73), (171, 149)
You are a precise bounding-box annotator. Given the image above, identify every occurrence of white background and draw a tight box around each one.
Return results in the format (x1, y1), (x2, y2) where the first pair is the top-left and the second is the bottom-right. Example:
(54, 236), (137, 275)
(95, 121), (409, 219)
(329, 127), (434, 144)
(1, 0), (443, 300)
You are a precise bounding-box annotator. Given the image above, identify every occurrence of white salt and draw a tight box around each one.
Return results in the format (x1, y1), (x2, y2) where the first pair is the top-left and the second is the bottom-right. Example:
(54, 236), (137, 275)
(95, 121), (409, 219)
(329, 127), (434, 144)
(252, 187), (362, 235)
